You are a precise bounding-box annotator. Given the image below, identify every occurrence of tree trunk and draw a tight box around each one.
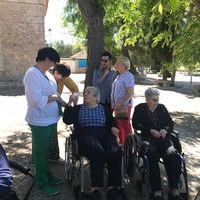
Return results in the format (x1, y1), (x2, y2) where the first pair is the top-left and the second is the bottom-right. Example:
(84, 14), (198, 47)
(170, 69), (176, 87)
(76, 0), (105, 87)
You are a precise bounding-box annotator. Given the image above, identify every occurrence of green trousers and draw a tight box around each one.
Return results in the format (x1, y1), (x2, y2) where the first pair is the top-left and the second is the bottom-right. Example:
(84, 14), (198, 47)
(29, 123), (57, 188)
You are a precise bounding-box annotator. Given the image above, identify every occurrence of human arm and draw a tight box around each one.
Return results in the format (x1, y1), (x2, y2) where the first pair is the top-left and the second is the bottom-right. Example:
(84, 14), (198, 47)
(63, 105), (76, 125)
(24, 71), (58, 109)
(158, 104), (174, 139)
(132, 104), (153, 138)
(113, 87), (134, 109)
(63, 77), (79, 106)
(0, 145), (13, 187)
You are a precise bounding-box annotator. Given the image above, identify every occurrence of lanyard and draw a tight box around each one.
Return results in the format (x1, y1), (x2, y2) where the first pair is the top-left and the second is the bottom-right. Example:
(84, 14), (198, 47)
(34, 66), (49, 81)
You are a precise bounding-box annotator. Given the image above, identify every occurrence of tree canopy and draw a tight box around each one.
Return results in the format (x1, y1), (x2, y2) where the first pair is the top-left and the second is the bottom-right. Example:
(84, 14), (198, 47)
(63, 0), (200, 83)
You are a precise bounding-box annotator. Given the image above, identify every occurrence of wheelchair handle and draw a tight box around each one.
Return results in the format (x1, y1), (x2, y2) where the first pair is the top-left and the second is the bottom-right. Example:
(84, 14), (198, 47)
(9, 160), (35, 200)
(9, 160), (31, 176)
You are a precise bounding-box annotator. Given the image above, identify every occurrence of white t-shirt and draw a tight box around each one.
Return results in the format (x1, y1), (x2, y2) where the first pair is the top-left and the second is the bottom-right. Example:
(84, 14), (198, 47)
(23, 66), (60, 126)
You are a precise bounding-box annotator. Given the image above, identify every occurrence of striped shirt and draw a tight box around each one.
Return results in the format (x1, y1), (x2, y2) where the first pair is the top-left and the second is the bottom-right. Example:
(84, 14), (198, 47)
(79, 104), (106, 127)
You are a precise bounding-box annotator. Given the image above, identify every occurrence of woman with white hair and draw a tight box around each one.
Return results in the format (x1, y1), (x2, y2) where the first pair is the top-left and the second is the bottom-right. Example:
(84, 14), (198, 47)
(63, 86), (125, 200)
(132, 87), (182, 200)
(111, 56), (135, 145)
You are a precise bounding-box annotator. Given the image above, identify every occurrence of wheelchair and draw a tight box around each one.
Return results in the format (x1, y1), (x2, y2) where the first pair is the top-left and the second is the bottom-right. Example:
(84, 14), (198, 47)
(125, 130), (189, 200)
(64, 126), (128, 199)
(9, 160), (35, 200)
(64, 127), (90, 199)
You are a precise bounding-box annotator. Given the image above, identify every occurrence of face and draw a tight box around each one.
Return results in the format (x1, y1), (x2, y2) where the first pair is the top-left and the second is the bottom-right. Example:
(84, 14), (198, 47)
(101, 56), (111, 70)
(45, 58), (56, 70)
(53, 71), (63, 82)
(115, 60), (126, 73)
(83, 89), (97, 105)
(146, 95), (159, 110)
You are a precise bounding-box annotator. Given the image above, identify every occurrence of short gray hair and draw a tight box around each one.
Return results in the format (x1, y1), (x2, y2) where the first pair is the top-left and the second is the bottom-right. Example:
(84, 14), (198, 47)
(117, 56), (131, 70)
(145, 87), (160, 99)
(85, 86), (100, 103)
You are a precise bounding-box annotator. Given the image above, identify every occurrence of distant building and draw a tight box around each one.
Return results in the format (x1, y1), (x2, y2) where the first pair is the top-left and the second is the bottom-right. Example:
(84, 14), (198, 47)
(61, 50), (88, 73)
(0, 0), (49, 94)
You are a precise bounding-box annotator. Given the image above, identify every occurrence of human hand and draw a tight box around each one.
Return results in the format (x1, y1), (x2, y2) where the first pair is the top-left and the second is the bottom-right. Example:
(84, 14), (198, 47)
(111, 127), (119, 137)
(160, 129), (167, 139)
(150, 129), (161, 138)
(113, 102), (122, 110)
(111, 127), (120, 143)
(48, 94), (59, 103)
(67, 93), (79, 106)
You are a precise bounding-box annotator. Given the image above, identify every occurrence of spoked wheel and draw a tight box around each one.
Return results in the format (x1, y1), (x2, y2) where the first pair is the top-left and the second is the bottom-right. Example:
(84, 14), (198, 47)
(178, 153), (189, 200)
(65, 136), (74, 183)
(141, 155), (151, 200)
(124, 134), (135, 182)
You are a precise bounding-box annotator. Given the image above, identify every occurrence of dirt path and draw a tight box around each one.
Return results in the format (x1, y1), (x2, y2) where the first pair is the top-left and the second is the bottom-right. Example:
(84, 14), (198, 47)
(0, 74), (200, 200)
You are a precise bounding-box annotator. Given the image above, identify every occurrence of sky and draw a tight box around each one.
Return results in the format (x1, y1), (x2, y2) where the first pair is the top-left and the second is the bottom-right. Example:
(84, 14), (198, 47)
(45, 0), (75, 44)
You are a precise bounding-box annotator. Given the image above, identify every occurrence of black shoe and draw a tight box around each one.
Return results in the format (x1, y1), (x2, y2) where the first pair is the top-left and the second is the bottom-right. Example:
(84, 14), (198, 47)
(106, 187), (126, 200)
(168, 193), (183, 200)
(89, 189), (102, 200)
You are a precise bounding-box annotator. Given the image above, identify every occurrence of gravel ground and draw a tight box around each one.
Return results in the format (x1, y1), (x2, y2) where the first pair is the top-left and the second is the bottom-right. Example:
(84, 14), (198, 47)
(0, 73), (200, 200)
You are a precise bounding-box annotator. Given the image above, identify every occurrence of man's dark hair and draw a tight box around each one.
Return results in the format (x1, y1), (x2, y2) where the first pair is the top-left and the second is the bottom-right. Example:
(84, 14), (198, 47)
(101, 51), (112, 60)
(53, 64), (71, 77)
(36, 47), (60, 63)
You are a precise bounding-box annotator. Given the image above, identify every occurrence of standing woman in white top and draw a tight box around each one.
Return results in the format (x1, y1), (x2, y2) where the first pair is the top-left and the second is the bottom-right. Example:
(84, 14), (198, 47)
(23, 47), (64, 196)
(111, 56), (135, 145)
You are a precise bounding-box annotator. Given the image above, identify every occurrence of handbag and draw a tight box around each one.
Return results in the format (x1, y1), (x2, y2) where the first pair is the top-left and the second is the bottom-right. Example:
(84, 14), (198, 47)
(114, 105), (128, 119)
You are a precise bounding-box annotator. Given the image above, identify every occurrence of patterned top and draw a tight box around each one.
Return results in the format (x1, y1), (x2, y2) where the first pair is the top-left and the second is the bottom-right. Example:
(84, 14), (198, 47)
(111, 71), (135, 107)
(93, 68), (117, 104)
(79, 104), (106, 127)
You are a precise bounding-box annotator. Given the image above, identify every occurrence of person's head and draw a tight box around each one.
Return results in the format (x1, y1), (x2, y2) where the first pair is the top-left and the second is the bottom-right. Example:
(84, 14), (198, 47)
(52, 64), (71, 82)
(36, 47), (60, 68)
(100, 51), (112, 70)
(115, 56), (130, 73)
(145, 87), (160, 110)
(83, 86), (100, 106)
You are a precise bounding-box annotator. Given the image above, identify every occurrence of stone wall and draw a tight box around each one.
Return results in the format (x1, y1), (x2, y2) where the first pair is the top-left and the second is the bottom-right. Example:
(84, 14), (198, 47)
(0, 0), (47, 93)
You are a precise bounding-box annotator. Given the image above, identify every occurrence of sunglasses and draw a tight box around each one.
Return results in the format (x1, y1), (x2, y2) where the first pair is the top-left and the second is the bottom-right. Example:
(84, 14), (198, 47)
(101, 59), (109, 63)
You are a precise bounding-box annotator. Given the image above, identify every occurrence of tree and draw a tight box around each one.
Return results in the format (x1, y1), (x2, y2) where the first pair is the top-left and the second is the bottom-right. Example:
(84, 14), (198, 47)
(63, 0), (200, 87)
(66, 0), (105, 86)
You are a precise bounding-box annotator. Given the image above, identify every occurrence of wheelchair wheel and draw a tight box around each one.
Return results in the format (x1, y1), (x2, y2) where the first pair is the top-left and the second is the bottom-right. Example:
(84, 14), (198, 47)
(65, 136), (74, 183)
(178, 154), (189, 200)
(124, 134), (135, 182)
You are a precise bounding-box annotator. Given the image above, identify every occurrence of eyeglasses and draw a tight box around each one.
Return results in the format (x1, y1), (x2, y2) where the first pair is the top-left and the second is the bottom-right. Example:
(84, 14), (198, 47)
(151, 98), (159, 102)
(101, 59), (109, 63)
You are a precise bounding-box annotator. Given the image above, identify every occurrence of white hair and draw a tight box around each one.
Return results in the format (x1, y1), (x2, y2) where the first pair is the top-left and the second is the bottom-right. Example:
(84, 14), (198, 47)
(117, 56), (131, 70)
(84, 86), (100, 103)
(145, 87), (160, 99)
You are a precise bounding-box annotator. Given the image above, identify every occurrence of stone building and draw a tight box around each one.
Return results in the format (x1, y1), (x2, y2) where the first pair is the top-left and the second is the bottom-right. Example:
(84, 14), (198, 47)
(0, 0), (48, 94)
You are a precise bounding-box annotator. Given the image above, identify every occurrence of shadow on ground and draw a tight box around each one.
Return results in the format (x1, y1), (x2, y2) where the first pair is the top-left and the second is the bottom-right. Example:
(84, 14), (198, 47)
(1, 111), (200, 200)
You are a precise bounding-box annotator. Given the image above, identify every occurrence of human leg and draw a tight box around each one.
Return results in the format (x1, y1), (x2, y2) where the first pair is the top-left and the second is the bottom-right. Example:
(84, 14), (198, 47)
(103, 134), (125, 200)
(146, 144), (162, 197)
(116, 106), (132, 145)
(78, 133), (106, 188)
(163, 146), (182, 199)
(30, 124), (60, 195)
(48, 131), (60, 161)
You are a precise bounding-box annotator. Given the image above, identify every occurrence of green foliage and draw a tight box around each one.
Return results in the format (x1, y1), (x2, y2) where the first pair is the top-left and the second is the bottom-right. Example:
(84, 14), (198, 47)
(62, 0), (200, 73)
(49, 40), (82, 58)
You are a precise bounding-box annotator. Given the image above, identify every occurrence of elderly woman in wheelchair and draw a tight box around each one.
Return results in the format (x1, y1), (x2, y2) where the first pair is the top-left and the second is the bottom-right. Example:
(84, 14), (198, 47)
(132, 87), (184, 200)
(63, 86), (125, 200)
